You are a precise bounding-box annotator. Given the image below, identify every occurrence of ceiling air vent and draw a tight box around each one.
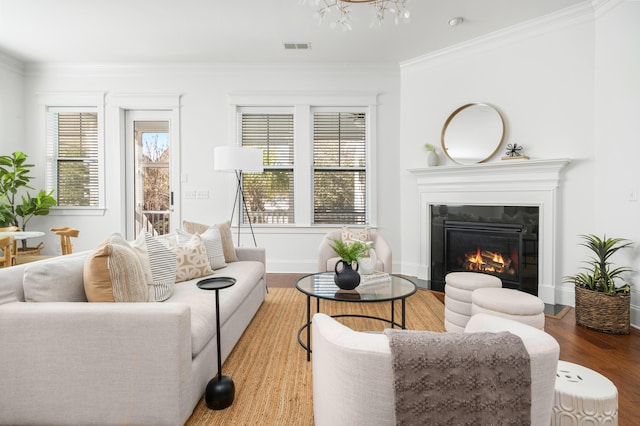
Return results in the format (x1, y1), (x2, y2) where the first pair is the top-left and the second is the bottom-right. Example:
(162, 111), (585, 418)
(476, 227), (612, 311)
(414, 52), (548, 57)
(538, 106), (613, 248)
(284, 43), (311, 50)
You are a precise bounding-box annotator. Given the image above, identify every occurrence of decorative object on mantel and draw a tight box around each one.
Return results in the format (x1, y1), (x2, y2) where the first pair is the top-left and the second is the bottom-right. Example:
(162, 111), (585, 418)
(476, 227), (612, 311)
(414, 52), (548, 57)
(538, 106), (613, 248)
(563, 234), (632, 334)
(441, 103), (505, 165)
(502, 143), (529, 160)
(424, 143), (440, 167)
(302, 0), (410, 30)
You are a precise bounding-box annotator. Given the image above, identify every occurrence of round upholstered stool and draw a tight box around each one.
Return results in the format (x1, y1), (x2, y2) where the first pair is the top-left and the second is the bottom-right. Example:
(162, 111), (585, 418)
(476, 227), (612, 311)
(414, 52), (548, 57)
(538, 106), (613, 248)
(471, 287), (545, 330)
(552, 360), (618, 426)
(444, 272), (502, 332)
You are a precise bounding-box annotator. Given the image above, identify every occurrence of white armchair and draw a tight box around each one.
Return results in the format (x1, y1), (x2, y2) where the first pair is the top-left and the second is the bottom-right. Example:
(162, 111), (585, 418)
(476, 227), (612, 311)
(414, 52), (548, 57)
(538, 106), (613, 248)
(317, 229), (392, 273)
(311, 312), (559, 426)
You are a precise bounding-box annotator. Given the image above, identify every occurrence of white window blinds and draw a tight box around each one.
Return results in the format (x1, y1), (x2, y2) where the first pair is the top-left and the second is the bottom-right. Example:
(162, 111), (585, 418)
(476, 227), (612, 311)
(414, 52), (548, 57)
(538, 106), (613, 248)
(241, 113), (294, 224)
(47, 109), (100, 207)
(313, 112), (367, 224)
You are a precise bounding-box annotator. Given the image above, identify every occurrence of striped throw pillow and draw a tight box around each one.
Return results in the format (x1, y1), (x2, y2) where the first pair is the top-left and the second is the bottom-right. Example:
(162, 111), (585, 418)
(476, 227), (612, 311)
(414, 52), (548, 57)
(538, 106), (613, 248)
(144, 232), (177, 301)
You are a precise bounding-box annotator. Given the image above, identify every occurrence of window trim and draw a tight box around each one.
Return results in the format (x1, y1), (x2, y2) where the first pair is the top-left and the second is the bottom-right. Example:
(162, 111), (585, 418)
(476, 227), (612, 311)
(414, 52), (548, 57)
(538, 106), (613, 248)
(228, 93), (378, 227)
(38, 92), (106, 215)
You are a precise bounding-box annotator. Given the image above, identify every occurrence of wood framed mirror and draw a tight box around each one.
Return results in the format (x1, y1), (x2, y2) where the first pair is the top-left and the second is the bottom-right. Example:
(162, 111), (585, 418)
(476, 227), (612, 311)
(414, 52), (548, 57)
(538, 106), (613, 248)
(441, 103), (505, 165)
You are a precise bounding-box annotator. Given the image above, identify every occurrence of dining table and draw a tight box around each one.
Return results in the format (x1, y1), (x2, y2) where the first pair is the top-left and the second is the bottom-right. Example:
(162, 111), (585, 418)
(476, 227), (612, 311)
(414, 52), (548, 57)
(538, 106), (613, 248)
(0, 231), (45, 240)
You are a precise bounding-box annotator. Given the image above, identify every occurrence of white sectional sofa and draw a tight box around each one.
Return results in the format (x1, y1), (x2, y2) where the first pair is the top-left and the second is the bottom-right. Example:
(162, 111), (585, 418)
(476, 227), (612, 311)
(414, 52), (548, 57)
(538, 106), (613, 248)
(0, 246), (266, 426)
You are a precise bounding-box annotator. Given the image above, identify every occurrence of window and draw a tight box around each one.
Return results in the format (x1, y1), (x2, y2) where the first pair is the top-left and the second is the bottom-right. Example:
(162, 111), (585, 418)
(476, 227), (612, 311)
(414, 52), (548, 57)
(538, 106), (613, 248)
(313, 112), (367, 224)
(240, 112), (295, 224)
(46, 107), (100, 207)
(231, 94), (375, 227)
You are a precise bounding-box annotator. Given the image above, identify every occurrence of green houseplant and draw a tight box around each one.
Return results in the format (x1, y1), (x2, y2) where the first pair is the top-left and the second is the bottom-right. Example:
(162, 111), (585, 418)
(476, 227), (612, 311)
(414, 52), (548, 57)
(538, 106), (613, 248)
(329, 238), (370, 290)
(0, 151), (57, 250)
(564, 234), (633, 334)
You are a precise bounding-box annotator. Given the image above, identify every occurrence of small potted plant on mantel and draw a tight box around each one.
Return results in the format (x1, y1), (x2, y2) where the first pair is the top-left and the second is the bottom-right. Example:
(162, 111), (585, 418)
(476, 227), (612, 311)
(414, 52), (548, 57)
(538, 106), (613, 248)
(564, 234), (633, 334)
(329, 238), (369, 290)
(424, 143), (440, 167)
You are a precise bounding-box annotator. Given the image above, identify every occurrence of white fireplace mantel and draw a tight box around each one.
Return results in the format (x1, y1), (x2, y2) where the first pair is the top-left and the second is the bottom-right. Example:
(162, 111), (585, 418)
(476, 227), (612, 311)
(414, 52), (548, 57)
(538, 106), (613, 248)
(409, 158), (571, 304)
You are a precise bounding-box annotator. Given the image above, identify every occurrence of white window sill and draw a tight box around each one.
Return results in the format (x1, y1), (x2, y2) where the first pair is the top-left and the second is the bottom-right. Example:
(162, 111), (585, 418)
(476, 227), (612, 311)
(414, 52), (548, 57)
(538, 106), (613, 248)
(49, 207), (106, 216)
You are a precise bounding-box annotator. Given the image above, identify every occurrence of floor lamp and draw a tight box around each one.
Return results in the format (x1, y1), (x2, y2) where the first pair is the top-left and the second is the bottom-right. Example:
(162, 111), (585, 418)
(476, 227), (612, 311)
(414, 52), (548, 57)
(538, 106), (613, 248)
(213, 146), (263, 246)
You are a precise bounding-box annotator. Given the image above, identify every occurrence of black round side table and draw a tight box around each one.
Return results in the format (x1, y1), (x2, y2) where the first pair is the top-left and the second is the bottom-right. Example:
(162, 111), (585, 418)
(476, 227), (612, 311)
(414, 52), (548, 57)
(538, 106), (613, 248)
(197, 277), (237, 410)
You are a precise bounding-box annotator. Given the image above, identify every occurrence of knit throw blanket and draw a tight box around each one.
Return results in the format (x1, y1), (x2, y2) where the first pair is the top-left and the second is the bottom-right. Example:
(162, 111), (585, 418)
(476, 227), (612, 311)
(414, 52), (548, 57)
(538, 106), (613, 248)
(383, 329), (531, 426)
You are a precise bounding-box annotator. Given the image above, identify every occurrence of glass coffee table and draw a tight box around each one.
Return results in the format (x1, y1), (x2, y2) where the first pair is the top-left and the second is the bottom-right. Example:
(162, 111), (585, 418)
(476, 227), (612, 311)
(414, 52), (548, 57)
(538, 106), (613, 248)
(296, 272), (417, 361)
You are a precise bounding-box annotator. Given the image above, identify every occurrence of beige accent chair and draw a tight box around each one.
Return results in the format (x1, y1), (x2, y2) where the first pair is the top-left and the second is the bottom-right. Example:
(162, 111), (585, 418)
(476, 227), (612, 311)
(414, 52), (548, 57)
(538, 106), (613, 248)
(312, 312), (560, 426)
(317, 229), (392, 273)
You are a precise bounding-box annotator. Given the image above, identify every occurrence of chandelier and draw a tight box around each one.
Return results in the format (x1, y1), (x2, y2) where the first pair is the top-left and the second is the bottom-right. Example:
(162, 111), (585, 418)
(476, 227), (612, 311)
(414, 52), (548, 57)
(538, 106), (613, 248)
(304, 0), (411, 30)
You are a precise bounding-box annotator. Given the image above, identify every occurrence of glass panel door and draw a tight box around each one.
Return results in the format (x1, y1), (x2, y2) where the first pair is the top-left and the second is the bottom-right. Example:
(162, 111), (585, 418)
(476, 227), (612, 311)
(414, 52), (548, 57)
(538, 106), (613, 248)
(125, 111), (175, 238)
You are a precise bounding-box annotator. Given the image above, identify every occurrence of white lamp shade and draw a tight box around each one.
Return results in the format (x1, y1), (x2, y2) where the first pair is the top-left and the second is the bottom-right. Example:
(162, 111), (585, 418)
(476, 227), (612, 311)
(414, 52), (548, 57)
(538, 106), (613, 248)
(214, 146), (264, 172)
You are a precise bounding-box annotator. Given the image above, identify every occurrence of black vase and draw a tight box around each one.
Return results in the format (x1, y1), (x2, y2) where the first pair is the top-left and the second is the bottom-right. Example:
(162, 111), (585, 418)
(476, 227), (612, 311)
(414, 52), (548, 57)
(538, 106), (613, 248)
(334, 260), (361, 290)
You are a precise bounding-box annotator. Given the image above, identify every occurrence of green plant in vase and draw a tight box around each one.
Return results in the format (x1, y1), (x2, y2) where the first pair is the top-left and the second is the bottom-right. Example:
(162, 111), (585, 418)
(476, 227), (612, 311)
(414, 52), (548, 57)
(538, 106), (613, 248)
(423, 143), (440, 166)
(329, 238), (370, 290)
(329, 238), (369, 266)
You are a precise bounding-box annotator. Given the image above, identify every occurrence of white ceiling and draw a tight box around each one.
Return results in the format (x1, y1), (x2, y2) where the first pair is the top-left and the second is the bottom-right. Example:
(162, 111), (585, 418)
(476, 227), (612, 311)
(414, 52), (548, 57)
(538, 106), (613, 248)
(0, 0), (587, 65)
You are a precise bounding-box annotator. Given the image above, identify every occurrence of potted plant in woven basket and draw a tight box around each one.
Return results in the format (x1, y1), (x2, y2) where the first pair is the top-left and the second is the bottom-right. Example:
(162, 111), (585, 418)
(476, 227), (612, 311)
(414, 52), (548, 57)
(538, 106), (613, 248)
(564, 234), (633, 334)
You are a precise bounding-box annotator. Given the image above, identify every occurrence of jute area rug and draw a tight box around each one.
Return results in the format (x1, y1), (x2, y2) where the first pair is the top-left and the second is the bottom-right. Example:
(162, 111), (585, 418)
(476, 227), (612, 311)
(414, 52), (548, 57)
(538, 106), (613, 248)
(185, 287), (445, 426)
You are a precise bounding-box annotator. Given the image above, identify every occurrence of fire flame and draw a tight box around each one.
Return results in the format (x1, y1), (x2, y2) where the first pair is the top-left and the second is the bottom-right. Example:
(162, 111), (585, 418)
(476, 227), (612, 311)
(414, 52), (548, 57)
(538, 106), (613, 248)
(465, 248), (505, 273)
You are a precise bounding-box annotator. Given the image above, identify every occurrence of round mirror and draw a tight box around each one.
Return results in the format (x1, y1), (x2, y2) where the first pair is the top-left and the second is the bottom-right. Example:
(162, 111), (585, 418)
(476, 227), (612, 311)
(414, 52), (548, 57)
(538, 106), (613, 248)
(441, 103), (505, 165)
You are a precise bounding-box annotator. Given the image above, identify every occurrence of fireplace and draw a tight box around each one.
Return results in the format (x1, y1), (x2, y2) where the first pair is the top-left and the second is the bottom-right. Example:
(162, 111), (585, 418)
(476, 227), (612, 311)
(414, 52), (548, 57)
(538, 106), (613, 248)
(409, 158), (570, 305)
(431, 205), (539, 295)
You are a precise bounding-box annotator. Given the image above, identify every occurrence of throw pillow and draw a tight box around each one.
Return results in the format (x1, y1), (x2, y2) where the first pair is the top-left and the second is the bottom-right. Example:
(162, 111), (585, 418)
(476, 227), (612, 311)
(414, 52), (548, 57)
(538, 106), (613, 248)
(182, 220), (209, 235)
(131, 232), (177, 301)
(177, 227), (227, 270)
(130, 232), (155, 291)
(163, 233), (214, 283)
(217, 220), (238, 263)
(23, 254), (88, 302)
(341, 226), (371, 244)
(182, 219), (238, 263)
(83, 233), (149, 302)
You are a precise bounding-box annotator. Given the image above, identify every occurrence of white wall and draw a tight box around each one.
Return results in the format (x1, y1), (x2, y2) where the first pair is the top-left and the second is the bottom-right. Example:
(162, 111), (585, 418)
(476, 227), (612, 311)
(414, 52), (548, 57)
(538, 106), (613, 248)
(16, 64), (401, 271)
(0, 54), (24, 154)
(593, 0), (640, 326)
(399, 0), (640, 326)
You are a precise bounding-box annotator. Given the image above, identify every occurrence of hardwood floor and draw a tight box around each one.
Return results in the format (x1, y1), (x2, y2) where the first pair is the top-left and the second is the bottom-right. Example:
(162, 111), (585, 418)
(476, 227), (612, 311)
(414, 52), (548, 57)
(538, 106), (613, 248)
(267, 273), (640, 424)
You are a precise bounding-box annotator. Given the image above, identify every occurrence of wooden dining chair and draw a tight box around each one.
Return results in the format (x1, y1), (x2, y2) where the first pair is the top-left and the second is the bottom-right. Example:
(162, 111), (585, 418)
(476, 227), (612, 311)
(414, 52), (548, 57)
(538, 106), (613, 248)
(0, 235), (14, 268)
(50, 227), (80, 255)
(0, 226), (19, 265)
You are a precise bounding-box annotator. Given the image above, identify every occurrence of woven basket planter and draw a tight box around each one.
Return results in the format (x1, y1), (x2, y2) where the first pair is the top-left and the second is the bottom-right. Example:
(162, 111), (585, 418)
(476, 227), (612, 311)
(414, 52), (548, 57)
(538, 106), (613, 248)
(17, 241), (44, 256)
(575, 285), (630, 334)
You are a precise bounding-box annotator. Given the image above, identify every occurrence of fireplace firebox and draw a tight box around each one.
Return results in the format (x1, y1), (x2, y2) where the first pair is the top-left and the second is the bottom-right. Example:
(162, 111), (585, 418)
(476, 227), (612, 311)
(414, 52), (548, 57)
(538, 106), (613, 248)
(431, 205), (539, 295)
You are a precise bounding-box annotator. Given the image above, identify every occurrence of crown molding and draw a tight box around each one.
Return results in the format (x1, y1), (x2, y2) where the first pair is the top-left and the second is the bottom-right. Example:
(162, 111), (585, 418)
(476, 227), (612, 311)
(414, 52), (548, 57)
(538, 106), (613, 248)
(23, 61), (399, 77)
(0, 50), (25, 75)
(400, 2), (595, 69)
(591, 0), (637, 18)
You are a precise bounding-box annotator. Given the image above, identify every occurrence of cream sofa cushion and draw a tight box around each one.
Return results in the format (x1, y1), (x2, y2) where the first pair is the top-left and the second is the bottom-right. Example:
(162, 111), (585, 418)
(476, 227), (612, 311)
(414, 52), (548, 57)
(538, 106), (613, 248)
(23, 253), (88, 302)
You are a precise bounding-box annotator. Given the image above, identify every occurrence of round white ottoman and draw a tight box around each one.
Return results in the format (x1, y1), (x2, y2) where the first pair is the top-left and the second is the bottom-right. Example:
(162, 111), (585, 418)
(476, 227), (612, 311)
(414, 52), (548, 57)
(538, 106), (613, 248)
(471, 287), (545, 330)
(444, 272), (502, 332)
(552, 361), (618, 425)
